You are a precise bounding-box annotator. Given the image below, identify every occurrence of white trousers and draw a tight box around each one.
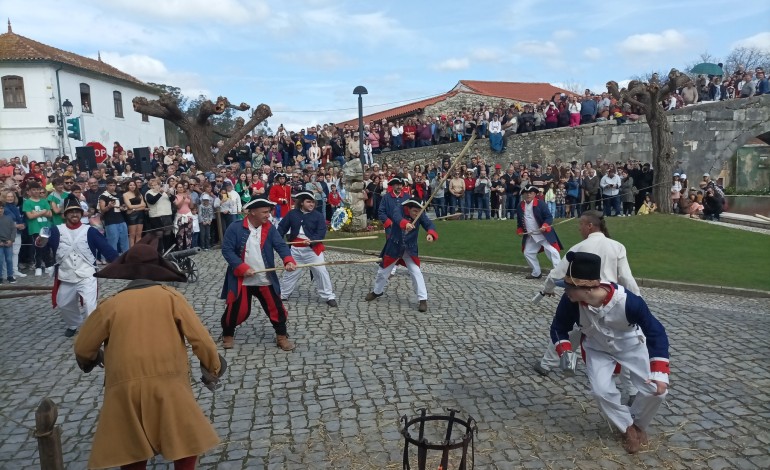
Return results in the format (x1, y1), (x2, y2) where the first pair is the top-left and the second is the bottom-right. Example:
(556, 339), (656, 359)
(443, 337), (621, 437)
(539, 330), (639, 396)
(583, 336), (667, 432)
(523, 236), (561, 277)
(13, 233), (21, 274)
(57, 277), (98, 330)
(373, 257), (427, 300)
(280, 247), (335, 301)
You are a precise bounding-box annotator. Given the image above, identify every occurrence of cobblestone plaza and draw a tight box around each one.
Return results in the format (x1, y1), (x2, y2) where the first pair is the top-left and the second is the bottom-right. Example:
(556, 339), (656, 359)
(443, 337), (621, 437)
(1, 250), (769, 469)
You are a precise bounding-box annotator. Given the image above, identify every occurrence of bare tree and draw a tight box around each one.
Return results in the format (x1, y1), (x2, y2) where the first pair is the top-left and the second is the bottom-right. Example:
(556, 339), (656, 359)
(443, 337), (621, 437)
(607, 69), (692, 214)
(132, 95), (272, 170)
(723, 47), (770, 77)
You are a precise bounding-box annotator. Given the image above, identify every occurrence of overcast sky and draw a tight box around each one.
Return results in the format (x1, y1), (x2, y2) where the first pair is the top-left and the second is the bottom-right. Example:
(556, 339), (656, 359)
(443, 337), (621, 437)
(4, 0), (769, 130)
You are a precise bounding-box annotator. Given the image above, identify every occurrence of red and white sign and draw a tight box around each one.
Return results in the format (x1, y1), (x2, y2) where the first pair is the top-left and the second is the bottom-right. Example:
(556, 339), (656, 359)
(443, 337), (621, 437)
(86, 142), (108, 164)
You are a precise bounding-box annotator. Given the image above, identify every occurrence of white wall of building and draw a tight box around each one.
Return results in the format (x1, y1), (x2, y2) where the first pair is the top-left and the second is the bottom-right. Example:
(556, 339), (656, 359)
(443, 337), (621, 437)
(0, 62), (166, 162)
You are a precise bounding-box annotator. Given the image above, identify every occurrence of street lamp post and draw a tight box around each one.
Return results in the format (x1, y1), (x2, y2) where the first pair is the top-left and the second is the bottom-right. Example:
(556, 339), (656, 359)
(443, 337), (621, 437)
(58, 99), (73, 156)
(353, 85), (368, 166)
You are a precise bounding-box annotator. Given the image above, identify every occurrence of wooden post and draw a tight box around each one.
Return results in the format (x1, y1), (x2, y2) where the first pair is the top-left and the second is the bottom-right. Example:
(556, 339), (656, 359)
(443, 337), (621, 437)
(35, 398), (64, 470)
(216, 209), (223, 246)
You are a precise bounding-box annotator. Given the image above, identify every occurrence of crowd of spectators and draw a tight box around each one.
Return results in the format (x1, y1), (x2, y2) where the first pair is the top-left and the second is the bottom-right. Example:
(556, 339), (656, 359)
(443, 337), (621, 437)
(2, 65), (752, 268)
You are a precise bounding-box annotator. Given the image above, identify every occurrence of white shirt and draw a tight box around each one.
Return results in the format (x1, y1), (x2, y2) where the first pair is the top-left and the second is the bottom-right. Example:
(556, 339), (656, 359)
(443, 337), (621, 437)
(543, 232), (639, 295)
(523, 202), (545, 242)
(600, 174), (622, 196)
(242, 220), (271, 286)
(488, 120), (502, 133)
(391, 125), (402, 137)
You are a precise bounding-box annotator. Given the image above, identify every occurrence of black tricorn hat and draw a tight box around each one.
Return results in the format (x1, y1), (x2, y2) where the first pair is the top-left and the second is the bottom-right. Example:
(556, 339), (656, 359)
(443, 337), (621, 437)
(62, 195), (84, 214)
(293, 191), (315, 201)
(95, 235), (186, 282)
(401, 199), (424, 209)
(564, 251), (601, 287)
(242, 198), (276, 210)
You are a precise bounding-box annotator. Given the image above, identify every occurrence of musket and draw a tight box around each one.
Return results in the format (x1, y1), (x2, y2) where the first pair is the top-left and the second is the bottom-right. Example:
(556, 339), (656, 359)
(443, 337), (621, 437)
(287, 236), (379, 245)
(250, 257), (382, 274)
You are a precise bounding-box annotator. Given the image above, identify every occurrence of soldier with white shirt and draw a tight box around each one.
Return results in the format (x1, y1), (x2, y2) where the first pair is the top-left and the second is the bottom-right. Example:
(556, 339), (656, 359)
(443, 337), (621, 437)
(219, 198), (297, 350)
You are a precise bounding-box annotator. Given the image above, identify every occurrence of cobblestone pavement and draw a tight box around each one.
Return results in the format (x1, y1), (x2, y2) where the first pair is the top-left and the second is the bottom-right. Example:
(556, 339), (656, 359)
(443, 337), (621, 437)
(1, 249), (769, 469)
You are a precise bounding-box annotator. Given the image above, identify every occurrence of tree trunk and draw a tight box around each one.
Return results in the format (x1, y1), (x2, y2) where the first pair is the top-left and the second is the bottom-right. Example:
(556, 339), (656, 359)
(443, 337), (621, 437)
(188, 127), (216, 171)
(647, 104), (674, 214)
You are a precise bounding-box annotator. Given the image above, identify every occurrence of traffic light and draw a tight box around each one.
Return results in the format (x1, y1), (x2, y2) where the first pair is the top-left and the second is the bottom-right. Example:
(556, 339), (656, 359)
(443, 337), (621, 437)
(66, 117), (81, 141)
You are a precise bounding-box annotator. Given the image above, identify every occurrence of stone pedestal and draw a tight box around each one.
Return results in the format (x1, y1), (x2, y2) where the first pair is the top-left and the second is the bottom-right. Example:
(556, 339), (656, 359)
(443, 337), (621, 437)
(342, 159), (368, 231)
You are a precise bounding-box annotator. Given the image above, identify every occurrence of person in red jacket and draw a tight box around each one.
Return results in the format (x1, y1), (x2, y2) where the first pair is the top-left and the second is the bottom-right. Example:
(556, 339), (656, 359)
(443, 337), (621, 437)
(268, 173), (291, 222)
(327, 184), (342, 219)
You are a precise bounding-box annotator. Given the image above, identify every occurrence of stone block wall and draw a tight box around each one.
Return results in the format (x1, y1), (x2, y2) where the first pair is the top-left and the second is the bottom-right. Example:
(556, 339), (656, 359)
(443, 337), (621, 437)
(375, 95), (770, 182)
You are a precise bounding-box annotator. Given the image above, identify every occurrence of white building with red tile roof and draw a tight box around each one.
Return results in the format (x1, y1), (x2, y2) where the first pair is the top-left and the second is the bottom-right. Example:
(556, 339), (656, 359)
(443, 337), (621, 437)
(0, 22), (166, 162)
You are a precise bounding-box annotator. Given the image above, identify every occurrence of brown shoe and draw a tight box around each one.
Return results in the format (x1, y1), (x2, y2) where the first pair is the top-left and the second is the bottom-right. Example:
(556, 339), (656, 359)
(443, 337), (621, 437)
(622, 424), (641, 454)
(633, 424), (649, 446)
(276, 335), (295, 351)
(418, 300), (428, 312)
(222, 336), (234, 349)
(365, 291), (383, 301)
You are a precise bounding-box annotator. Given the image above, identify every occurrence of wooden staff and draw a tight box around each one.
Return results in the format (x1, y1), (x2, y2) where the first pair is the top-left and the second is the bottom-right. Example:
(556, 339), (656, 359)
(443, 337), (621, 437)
(0, 292), (50, 299)
(434, 213), (463, 221)
(250, 257), (382, 274)
(518, 217), (576, 236)
(412, 133), (478, 222)
(287, 236), (379, 245)
(0, 285), (53, 291)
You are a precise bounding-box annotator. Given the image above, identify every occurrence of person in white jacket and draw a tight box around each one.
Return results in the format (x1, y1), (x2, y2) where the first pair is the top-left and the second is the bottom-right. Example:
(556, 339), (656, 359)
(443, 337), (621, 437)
(219, 180), (242, 229)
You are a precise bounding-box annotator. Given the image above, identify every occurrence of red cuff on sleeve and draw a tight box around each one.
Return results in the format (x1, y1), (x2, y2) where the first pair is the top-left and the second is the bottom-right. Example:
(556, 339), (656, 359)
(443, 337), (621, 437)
(383, 218), (392, 228)
(427, 229), (439, 240)
(555, 340), (572, 356)
(399, 219), (409, 230)
(282, 256), (296, 266)
(516, 227), (524, 235)
(542, 223), (551, 232)
(233, 263), (251, 277)
(650, 359), (670, 375)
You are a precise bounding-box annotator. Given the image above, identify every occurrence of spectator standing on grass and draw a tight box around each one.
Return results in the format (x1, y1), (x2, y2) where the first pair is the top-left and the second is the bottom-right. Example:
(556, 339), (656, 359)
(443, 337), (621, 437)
(619, 169), (636, 216)
(600, 167), (622, 217)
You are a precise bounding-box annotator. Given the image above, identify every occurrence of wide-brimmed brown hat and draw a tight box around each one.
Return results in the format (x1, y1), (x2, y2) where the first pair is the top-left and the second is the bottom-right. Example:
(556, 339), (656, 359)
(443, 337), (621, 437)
(95, 236), (186, 282)
(563, 251), (601, 288)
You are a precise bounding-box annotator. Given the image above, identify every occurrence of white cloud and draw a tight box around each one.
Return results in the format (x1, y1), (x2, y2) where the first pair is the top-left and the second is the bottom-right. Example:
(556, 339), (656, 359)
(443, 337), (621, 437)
(515, 40), (560, 58)
(618, 29), (688, 55)
(552, 29), (575, 40)
(433, 58), (470, 72)
(101, 0), (270, 24)
(471, 48), (503, 62)
(96, 52), (209, 98)
(583, 47), (601, 61)
(281, 50), (354, 69)
(731, 32), (770, 51)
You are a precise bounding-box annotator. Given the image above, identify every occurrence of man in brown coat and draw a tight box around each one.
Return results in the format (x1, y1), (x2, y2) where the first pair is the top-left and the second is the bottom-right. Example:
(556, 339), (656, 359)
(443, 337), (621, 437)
(74, 239), (223, 470)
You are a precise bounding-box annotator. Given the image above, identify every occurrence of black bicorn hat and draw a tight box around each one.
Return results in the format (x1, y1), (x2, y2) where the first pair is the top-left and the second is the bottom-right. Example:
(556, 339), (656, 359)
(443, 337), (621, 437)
(564, 251), (602, 287)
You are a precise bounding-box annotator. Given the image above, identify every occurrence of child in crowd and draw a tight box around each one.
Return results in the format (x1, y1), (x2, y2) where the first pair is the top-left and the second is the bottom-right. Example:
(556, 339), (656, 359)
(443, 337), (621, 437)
(671, 174), (682, 212)
(555, 182), (566, 219)
(190, 204), (200, 248)
(544, 182), (556, 217)
(637, 194), (658, 215)
(199, 194), (214, 250)
(0, 202), (17, 283)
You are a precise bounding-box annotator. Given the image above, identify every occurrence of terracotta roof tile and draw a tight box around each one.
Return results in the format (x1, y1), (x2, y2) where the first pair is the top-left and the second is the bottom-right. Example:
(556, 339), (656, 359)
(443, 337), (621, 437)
(0, 31), (150, 89)
(337, 80), (572, 127)
(457, 80), (571, 103)
(336, 92), (458, 128)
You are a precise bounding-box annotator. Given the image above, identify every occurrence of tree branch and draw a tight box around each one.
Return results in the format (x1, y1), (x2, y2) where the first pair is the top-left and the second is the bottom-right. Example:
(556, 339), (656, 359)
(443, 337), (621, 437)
(659, 68), (692, 99)
(622, 84), (650, 114)
(218, 104), (272, 155)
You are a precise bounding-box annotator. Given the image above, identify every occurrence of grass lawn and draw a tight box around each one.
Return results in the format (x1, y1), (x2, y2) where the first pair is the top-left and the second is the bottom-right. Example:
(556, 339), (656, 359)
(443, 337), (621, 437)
(328, 214), (770, 291)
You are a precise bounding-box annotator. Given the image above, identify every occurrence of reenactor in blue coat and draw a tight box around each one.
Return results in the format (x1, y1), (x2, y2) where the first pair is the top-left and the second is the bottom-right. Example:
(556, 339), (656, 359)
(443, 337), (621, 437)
(365, 199), (438, 312)
(277, 192), (337, 307)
